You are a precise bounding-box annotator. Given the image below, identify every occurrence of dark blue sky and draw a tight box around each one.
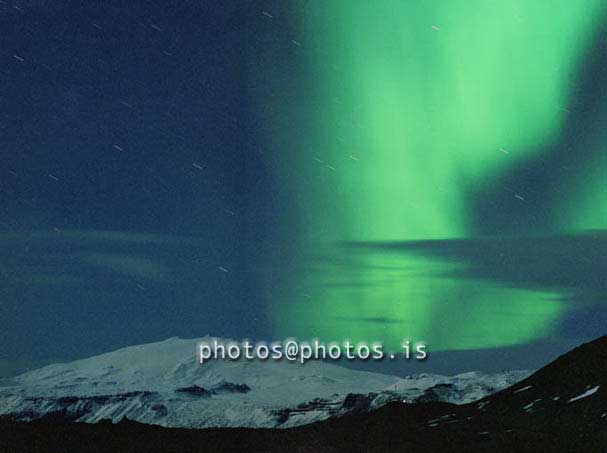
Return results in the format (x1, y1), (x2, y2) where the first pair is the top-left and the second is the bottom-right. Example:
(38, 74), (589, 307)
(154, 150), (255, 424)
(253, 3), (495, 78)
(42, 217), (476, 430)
(1, 1), (605, 377)
(1, 0), (293, 367)
(2, 1), (253, 236)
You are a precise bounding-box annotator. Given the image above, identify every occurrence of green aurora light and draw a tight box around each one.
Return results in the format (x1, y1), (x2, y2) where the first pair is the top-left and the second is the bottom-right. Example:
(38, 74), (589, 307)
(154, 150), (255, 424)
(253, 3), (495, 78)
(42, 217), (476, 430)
(267, 1), (606, 352)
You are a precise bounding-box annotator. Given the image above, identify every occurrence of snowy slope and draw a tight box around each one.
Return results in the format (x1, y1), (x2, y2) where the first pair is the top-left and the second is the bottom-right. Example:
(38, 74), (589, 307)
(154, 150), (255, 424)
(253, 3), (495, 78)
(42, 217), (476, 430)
(0, 337), (529, 428)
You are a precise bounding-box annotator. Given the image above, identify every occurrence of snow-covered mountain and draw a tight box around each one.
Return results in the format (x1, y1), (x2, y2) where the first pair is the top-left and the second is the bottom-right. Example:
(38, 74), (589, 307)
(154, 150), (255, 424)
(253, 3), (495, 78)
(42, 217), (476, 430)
(0, 337), (528, 428)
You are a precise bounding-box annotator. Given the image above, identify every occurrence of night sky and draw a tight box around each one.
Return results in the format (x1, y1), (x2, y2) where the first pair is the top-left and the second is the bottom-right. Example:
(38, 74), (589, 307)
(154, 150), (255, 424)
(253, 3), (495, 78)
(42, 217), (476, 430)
(1, 1), (605, 376)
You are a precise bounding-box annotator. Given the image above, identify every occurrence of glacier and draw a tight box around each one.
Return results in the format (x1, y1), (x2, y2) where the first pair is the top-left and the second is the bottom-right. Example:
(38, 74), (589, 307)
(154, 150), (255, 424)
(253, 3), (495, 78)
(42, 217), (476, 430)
(0, 337), (529, 428)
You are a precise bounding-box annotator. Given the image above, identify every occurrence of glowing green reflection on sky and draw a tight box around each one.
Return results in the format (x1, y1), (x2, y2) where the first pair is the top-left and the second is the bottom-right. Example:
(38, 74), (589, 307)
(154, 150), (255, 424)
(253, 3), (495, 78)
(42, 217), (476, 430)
(271, 0), (606, 351)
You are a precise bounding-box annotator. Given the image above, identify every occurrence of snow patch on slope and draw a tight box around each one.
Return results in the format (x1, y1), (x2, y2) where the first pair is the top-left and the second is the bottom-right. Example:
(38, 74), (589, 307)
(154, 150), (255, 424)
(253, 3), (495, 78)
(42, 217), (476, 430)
(568, 386), (600, 403)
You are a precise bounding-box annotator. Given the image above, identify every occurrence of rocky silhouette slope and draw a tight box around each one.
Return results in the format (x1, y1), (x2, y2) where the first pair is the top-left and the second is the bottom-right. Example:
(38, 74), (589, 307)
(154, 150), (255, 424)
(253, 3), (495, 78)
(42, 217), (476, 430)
(1, 335), (606, 452)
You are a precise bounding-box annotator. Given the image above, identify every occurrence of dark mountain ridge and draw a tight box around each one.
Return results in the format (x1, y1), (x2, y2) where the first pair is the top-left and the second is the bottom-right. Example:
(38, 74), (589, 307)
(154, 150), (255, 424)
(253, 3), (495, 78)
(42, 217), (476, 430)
(1, 336), (606, 452)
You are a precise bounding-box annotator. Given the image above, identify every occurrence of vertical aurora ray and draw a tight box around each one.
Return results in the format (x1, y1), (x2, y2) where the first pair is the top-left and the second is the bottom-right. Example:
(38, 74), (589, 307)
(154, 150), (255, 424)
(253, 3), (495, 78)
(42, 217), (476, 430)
(267, 1), (606, 351)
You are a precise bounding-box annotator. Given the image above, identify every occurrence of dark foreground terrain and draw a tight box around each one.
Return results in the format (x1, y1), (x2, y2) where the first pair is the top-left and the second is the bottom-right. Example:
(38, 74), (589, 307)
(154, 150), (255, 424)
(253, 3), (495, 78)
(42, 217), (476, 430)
(1, 336), (606, 452)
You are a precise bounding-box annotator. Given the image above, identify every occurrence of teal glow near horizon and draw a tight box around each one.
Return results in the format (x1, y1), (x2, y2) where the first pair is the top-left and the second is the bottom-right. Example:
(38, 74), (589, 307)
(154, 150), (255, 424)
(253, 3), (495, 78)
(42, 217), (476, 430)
(266, 1), (606, 351)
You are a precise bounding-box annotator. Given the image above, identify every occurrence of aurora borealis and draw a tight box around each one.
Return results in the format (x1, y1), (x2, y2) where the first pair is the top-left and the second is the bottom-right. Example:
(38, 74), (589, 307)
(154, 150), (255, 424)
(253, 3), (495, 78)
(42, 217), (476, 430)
(269, 1), (607, 351)
(1, 1), (605, 375)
